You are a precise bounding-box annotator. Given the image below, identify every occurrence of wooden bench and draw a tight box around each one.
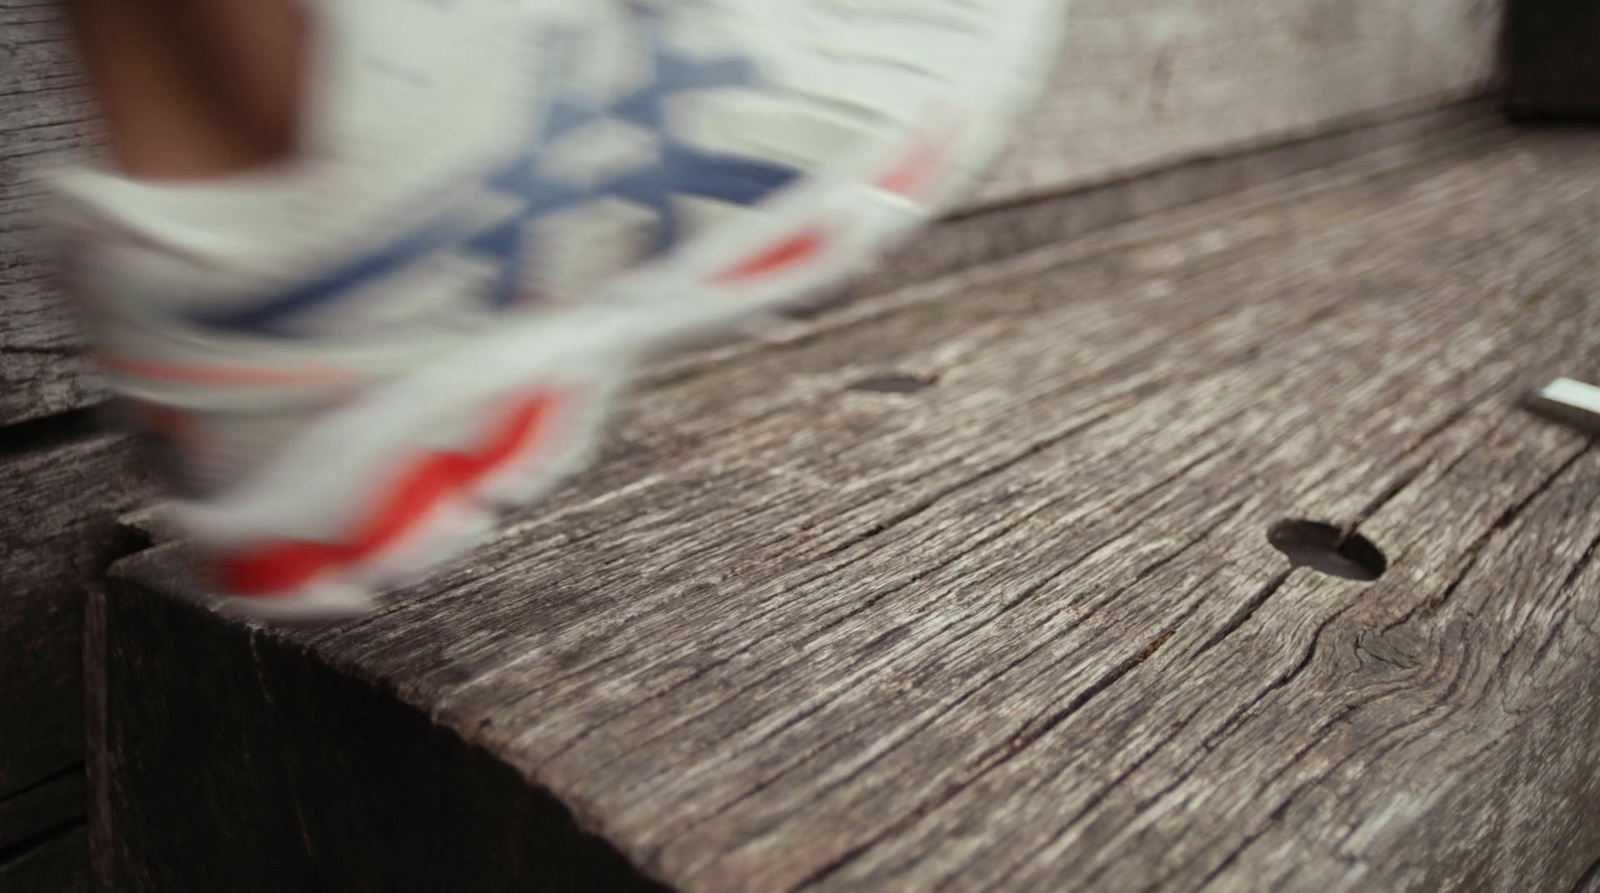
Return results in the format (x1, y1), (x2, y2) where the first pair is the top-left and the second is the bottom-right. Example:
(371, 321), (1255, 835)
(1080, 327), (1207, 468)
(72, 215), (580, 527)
(85, 120), (1600, 891)
(11, 0), (1598, 889)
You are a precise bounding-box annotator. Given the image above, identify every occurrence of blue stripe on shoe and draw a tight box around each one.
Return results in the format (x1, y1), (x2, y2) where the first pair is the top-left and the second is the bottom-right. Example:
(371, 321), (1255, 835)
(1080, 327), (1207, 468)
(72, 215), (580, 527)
(187, 218), (462, 334)
(186, 6), (805, 337)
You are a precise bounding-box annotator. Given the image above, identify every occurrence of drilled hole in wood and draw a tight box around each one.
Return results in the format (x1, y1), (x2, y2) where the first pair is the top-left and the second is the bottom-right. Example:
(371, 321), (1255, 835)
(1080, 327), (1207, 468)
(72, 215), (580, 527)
(1267, 520), (1388, 582)
(849, 373), (937, 395)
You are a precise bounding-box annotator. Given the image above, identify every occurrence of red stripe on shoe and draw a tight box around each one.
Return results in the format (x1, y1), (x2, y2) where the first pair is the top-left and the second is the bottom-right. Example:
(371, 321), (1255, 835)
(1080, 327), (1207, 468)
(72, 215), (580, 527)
(219, 391), (561, 597)
(876, 135), (947, 198)
(714, 230), (826, 284)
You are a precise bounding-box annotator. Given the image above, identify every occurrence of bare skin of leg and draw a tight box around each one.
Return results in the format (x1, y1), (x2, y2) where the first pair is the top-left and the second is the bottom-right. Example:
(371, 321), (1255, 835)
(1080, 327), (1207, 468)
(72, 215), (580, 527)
(58, 0), (307, 180)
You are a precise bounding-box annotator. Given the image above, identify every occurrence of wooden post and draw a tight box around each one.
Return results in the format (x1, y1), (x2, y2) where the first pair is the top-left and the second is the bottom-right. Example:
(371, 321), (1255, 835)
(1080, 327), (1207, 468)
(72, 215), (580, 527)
(88, 120), (1600, 893)
(1503, 0), (1600, 119)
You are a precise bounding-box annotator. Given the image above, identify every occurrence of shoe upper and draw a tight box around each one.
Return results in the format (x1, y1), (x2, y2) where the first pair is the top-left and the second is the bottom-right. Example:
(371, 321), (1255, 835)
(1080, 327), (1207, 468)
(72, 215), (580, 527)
(48, 0), (1064, 495)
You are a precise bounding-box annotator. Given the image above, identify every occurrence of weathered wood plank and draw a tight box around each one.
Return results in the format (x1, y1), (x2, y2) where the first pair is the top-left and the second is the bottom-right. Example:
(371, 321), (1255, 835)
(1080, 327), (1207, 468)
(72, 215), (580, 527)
(94, 127), (1600, 891)
(0, 425), (150, 802)
(83, 585), (674, 893)
(0, 9), (102, 425)
(816, 412), (1600, 891)
(508, 137), (1600, 893)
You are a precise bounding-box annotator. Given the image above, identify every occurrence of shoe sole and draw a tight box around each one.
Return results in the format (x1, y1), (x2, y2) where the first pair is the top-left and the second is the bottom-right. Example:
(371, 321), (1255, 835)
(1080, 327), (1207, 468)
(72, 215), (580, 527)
(175, 5), (1068, 619)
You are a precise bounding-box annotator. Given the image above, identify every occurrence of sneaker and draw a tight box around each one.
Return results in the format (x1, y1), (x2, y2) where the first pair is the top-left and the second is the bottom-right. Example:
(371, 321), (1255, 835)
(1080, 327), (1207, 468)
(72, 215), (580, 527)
(50, 0), (1066, 619)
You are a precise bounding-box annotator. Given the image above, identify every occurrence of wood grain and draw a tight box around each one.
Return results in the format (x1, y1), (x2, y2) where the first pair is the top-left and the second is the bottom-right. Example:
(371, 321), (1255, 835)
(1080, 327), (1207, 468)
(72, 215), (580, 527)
(0, 22), (153, 866)
(95, 127), (1600, 891)
(83, 584), (675, 893)
(0, 3), (103, 425)
(0, 426), (150, 803)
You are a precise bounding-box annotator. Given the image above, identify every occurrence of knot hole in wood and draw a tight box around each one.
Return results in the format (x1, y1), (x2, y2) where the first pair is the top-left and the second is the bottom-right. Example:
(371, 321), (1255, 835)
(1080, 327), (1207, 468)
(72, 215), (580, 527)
(1267, 519), (1388, 582)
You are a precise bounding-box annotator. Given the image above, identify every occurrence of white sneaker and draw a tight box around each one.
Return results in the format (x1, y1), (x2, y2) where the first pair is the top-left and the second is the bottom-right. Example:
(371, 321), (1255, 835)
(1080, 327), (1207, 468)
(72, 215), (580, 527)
(51, 0), (1066, 619)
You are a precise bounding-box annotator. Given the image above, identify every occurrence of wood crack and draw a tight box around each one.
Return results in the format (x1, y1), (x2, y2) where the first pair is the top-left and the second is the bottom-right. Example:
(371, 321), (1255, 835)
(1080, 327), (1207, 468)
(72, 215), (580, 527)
(681, 499), (1250, 881)
(1569, 854), (1600, 893)
(649, 454), (1248, 838)
(975, 578), (1235, 892)
(0, 817), (82, 868)
(1075, 605), (1380, 891)
(0, 406), (103, 459)
(1343, 401), (1478, 530)
(539, 407), (1169, 769)
(1558, 527), (1600, 597)
(1176, 623), (1491, 891)
(651, 496), (1246, 869)
(1491, 521), (1600, 684)
(1193, 571), (1294, 659)
(0, 345), (78, 357)
(449, 397), (1147, 723)
(789, 630), (1179, 893)
(1386, 444), (1592, 634)
(816, 406), (1129, 561)
(1185, 711), (1410, 893)
(745, 501), (1252, 889)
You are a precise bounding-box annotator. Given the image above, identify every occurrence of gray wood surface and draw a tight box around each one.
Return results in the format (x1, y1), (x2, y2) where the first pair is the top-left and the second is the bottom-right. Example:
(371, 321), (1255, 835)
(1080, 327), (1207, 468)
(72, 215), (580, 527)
(0, 426), (150, 803)
(0, 0), (102, 424)
(94, 124), (1600, 892)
